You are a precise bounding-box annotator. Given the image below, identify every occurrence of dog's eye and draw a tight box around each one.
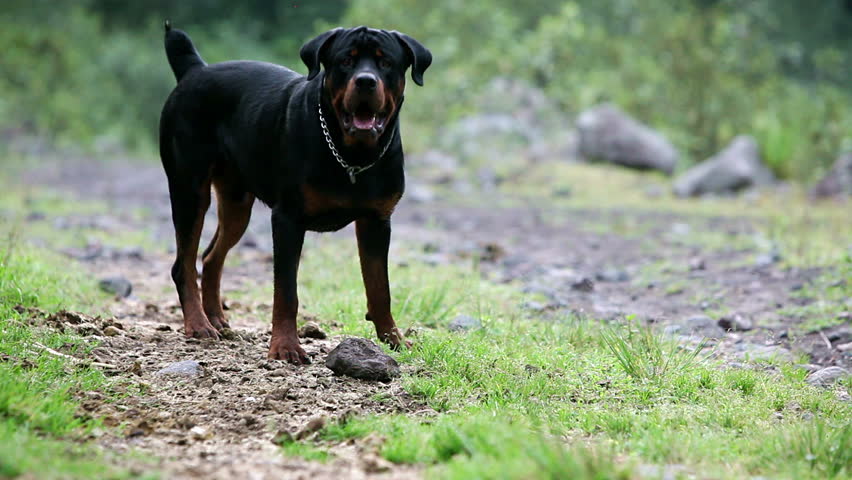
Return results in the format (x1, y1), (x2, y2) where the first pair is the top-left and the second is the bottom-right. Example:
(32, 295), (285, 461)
(341, 57), (354, 68)
(378, 58), (391, 70)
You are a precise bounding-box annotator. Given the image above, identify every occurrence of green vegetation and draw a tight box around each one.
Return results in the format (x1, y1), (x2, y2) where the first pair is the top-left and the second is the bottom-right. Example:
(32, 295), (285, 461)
(781, 257), (852, 334)
(343, 0), (852, 180)
(246, 233), (852, 479)
(0, 240), (128, 478)
(2, 1), (851, 180)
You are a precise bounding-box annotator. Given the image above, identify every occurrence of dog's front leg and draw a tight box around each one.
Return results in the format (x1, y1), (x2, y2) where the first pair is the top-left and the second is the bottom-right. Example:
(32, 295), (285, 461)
(356, 217), (408, 349)
(268, 208), (310, 364)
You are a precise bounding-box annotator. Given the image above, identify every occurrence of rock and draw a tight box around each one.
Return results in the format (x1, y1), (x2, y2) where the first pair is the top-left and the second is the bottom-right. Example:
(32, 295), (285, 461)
(103, 326), (122, 337)
(718, 314), (753, 332)
(682, 315), (725, 338)
(295, 416), (327, 440)
(570, 277), (595, 293)
(189, 425), (212, 441)
(98, 276), (132, 298)
(325, 338), (400, 382)
(806, 367), (849, 387)
(795, 364), (823, 374)
(688, 257), (706, 271)
(811, 152), (852, 198)
(595, 268), (629, 283)
(754, 247), (782, 268)
(447, 315), (482, 332)
(298, 321), (327, 339)
(438, 78), (576, 166)
(74, 323), (102, 336)
(826, 325), (852, 343)
(673, 135), (775, 197)
(576, 103), (678, 174)
(219, 328), (240, 341)
(156, 360), (204, 378)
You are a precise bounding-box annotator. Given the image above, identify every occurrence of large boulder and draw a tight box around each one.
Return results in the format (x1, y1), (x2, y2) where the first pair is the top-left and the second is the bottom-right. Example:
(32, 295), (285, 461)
(437, 78), (577, 167)
(576, 104), (678, 174)
(811, 152), (852, 198)
(674, 135), (774, 197)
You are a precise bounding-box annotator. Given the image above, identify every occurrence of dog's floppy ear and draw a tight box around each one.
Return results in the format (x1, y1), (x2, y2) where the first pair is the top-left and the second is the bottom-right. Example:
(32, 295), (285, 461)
(391, 32), (432, 86)
(301, 28), (343, 81)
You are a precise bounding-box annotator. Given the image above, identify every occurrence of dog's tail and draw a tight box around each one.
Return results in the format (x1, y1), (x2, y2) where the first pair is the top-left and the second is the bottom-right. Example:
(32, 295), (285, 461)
(164, 20), (206, 82)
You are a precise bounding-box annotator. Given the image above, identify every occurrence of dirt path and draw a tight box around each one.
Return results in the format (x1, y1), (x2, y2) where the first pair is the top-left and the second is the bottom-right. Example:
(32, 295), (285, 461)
(22, 159), (850, 477)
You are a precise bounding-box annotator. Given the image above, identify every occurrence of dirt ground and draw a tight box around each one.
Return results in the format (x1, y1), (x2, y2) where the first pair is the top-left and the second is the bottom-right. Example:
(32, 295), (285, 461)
(21, 158), (851, 478)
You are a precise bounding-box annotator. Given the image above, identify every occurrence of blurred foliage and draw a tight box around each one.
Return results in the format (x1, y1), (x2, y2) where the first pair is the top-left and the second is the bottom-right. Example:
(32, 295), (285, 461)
(0, 0), (339, 152)
(344, 0), (852, 180)
(1, 0), (850, 181)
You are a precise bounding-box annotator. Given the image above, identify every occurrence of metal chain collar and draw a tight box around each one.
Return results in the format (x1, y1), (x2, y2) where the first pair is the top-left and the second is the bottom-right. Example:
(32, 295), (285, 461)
(317, 103), (394, 184)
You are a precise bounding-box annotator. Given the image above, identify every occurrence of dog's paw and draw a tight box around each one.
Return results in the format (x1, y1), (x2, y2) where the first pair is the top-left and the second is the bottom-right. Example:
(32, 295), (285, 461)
(378, 328), (411, 350)
(185, 321), (220, 340)
(207, 315), (231, 331)
(268, 337), (311, 365)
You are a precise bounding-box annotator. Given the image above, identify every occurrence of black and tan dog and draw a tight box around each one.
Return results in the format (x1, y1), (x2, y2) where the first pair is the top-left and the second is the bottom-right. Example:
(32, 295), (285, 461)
(159, 23), (431, 364)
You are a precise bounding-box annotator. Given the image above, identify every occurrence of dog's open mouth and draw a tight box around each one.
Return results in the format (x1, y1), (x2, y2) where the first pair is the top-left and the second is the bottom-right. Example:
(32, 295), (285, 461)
(341, 104), (387, 135)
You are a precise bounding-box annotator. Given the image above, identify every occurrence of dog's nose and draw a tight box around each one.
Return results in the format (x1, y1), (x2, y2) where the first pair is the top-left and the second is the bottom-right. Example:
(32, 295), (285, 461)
(354, 73), (378, 92)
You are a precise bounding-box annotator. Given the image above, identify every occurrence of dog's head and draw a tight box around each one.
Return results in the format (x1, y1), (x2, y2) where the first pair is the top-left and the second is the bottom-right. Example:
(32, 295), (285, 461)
(301, 27), (431, 147)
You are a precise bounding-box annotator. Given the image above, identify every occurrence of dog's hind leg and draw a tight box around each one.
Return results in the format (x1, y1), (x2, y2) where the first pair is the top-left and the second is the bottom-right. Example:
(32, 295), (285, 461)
(201, 176), (255, 330)
(163, 144), (218, 339)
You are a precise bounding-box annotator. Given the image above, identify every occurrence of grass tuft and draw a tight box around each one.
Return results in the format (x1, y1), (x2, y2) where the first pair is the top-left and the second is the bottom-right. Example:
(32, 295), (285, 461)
(601, 320), (708, 381)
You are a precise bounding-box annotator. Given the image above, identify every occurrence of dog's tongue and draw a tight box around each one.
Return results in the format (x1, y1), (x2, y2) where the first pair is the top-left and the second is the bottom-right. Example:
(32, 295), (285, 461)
(353, 113), (376, 130)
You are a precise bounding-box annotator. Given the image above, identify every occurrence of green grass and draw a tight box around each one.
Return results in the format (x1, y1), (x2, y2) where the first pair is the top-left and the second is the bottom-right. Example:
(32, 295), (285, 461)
(601, 319), (708, 381)
(246, 233), (852, 479)
(0, 216), (136, 478)
(780, 256), (852, 334)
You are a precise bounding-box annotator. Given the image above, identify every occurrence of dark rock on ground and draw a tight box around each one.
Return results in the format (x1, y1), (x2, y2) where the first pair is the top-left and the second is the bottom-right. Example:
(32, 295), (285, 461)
(103, 325), (122, 337)
(295, 416), (327, 440)
(156, 360), (204, 378)
(298, 321), (327, 339)
(325, 338), (400, 382)
(448, 314), (482, 332)
(718, 314), (753, 332)
(576, 103), (678, 174)
(570, 277), (595, 292)
(99, 276), (133, 298)
(674, 135), (775, 197)
(806, 366), (849, 387)
(811, 152), (852, 198)
(74, 322), (102, 336)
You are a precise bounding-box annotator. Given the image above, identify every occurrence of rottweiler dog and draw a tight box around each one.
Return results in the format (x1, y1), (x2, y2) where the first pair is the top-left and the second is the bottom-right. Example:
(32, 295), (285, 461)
(159, 23), (431, 364)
